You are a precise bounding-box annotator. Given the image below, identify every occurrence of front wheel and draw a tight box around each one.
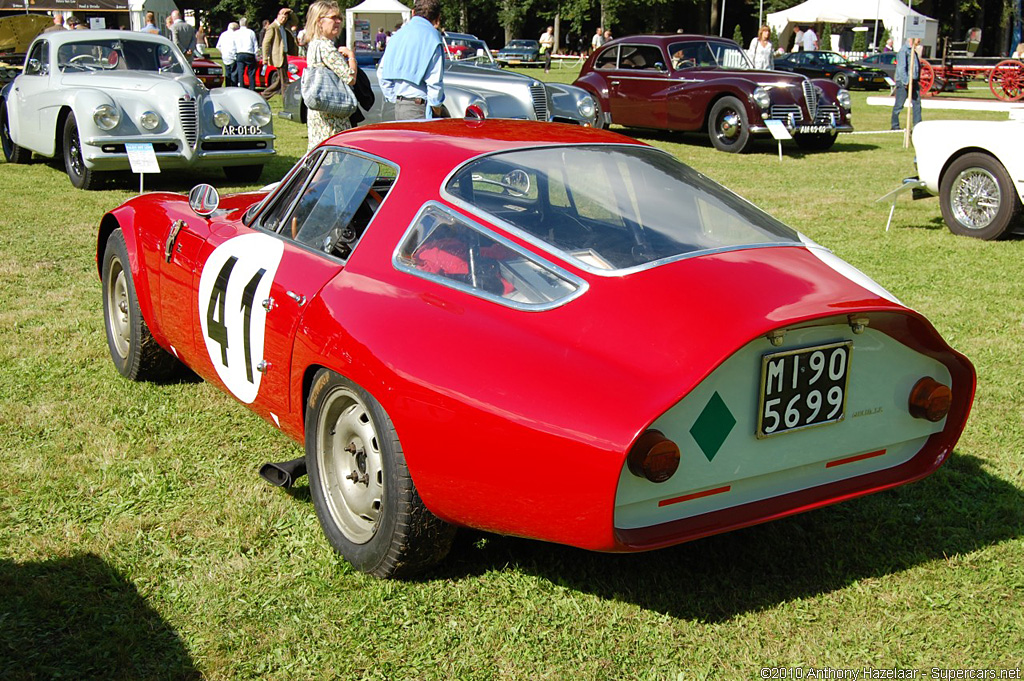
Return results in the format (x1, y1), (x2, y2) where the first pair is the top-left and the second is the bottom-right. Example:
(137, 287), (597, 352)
(832, 72), (850, 89)
(939, 152), (1020, 239)
(63, 114), (104, 190)
(101, 229), (181, 380)
(795, 132), (838, 151)
(305, 369), (455, 578)
(1, 100), (31, 164)
(708, 96), (751, 153)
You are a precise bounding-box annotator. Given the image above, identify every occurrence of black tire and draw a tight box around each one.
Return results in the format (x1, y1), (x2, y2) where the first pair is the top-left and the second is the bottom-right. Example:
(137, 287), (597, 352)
(795, 132), (838, 151)
(101, 229), (181, 380)
(223, 164), (264, 183)
(939, 152), (1021, 240)
(832, 72), (850, 89)
(305, 369), (455, 578)
(63, 114), (104, 190)
(707, 96), (751, 153)
(1, 100), (31, 164)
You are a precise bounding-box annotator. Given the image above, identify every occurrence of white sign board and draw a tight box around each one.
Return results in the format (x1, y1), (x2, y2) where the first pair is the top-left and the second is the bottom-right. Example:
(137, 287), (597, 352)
(125, 143), (160, 174)
(764, 119), (793, 140)
(904, 15), (927, 40)
(89, 17), (106, 29)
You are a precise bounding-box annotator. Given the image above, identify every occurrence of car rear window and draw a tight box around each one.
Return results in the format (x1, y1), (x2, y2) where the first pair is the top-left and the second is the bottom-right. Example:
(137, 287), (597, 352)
(444, 145), (800, 274)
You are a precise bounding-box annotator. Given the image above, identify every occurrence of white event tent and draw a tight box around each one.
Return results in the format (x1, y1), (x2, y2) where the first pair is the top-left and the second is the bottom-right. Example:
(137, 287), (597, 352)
(767, 0), (938, 53)
(345, 0), (412, 49)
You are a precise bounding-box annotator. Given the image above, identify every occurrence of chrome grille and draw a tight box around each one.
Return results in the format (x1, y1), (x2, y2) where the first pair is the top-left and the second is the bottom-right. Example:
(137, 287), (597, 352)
(815, 104), (840, 124)
(178, 97), (198, 148)
(768, 104), (801, 122)
(529, 83), (549, 121)
(802, 80), (818, 120)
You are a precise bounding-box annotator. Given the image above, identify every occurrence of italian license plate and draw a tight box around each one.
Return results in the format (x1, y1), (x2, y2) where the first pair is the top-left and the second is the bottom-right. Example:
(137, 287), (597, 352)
(797, 125), (833, 134)
(757, 341), (852, 438)
(221, 125), (261, 136)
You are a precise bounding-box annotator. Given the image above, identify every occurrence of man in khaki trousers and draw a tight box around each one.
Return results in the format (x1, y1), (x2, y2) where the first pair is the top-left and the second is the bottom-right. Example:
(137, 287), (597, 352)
(261, 7), (298, 101)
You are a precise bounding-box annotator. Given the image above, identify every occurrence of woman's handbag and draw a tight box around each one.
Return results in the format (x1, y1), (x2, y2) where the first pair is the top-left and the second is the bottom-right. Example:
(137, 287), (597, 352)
(301, 64), (358, 117)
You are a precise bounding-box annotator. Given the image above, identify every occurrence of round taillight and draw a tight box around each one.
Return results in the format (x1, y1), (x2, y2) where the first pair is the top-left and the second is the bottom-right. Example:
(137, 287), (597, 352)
(627, 429), (680, 483)
(908, 377), (952, 422)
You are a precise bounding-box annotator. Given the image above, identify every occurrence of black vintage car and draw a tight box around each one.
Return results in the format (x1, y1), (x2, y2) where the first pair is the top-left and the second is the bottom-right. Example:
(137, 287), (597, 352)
(774, 50), (891, 90)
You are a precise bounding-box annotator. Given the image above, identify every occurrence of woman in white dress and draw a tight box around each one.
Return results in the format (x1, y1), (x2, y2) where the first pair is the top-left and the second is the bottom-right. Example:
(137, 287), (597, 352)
(304, 0), (358, 151)
(748, 25), (774, 70)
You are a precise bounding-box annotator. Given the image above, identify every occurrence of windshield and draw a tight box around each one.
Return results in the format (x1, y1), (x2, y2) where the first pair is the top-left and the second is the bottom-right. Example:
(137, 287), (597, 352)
(58, 39), (187, 74)
(668, 40), (752, 70)
(506, 41), (535, 49)
(820, 52), (849, 65)
(445, 145), (800, 274)
(445, 36), (494, 64)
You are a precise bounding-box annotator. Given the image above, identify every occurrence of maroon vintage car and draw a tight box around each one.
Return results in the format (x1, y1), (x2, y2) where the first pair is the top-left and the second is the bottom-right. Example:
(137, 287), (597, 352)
(191, 56), (224, 89)
(574, 34), (854, 152)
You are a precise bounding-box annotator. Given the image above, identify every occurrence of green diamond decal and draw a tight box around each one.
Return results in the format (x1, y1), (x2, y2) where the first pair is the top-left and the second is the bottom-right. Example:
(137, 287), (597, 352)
(689, 392), (736, 462)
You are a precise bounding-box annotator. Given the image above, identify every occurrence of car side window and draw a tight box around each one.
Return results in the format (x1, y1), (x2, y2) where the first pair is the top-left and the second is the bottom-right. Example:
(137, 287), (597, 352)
(260, 149), (396, 261)
(668, 42), (712, 70)
(594, 46), (618, 69)
(617, 45), (665, 71)
(24, 41), (48, 76)
(395, 203), (582, 308)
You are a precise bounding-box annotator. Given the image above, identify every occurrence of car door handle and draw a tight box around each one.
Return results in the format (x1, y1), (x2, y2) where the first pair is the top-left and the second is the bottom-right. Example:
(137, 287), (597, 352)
(286, 290), (306, 306)
(262, 297), (276, 311)
(610, 80), (619, 86)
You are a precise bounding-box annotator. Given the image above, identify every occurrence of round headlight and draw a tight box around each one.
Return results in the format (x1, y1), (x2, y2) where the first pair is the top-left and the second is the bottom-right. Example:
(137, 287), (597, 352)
(837, 88), (852, 110)
(577, 95), (596, 120)
(139, 111), (160, 131)
(752, 86), (771, 110)
(249, 102), (272, 127)
(93, 104), (120, 131)
(213, 110), (231, 128)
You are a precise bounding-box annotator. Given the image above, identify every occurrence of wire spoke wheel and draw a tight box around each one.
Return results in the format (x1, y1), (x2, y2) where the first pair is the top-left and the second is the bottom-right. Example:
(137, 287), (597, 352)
(949, 167), (1001, 231)
(989, 60), (1024, 102)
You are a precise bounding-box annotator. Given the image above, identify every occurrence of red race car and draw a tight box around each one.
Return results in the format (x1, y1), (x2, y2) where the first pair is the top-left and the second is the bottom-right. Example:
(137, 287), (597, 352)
(97, 119), (975, 578)
(242, 55), (306, 89)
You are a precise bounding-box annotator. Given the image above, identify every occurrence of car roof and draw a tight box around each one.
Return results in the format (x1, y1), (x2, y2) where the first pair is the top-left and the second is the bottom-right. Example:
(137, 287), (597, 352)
(35, 29), (174, 48)
(325, 119), (643, 172)
(605, 34), (740, 47)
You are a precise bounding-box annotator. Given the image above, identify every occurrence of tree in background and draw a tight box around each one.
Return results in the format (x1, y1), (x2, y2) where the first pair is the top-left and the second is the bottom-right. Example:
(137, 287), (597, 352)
(733, 23), (743, 45)
(820, 22), (832, 50)
(852, 28), (868, 52)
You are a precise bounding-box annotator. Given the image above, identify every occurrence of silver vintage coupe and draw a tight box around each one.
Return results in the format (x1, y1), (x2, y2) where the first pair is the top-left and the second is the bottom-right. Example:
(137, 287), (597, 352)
(1, 30), (275, 189)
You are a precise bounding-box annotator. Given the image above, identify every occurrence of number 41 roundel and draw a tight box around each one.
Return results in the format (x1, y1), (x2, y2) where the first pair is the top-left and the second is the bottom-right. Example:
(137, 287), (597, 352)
(198, 233), (284, 404)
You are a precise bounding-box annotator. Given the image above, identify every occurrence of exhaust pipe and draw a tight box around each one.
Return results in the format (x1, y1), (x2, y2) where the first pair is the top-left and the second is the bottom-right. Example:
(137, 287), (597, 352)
(259, 457), (307, 488)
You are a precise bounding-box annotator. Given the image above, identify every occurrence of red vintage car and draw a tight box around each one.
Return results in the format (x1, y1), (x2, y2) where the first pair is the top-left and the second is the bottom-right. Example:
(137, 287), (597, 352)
(574, 34), (854, 152)
(242, 54), (305, 89)
(98, 119), (974, 578)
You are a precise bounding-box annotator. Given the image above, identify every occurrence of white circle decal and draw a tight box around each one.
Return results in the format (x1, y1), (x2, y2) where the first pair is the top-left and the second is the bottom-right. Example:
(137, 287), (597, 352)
(198, 233), (284, 404)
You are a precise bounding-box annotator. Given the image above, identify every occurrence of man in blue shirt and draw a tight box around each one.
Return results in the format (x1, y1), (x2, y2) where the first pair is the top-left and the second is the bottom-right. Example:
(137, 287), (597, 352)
(891, 37), (922, 130)
(378, 0), (445, 120)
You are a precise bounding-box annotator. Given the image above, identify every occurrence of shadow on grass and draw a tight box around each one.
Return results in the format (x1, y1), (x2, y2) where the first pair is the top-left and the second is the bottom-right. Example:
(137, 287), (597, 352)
(439, 452), (1023, 622)
(0, 553), (200, 680)
(620, 127), (880, 155)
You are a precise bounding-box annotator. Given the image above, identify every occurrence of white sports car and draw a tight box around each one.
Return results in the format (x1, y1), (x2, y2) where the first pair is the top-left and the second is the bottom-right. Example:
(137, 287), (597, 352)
(1, 30), (275, 189)
(912, 118), (1024, 239)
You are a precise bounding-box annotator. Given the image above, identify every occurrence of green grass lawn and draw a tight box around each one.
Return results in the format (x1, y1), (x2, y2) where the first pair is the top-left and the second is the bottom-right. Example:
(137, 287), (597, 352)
(1, 80), (1022, 679)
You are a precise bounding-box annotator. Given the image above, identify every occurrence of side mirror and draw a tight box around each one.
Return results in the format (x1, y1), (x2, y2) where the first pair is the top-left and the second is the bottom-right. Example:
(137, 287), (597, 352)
(655, 61), (666, 71)
(188, 184), (220, 217)
(26, 58), (41, 75)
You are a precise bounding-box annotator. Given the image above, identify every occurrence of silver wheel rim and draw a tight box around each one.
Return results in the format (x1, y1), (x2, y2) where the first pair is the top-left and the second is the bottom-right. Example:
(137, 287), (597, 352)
(316, 387), (384, 544)
(106, 259), (131, 359)
(716, 109), (741, 144)
(950, 167), (1001, 230)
